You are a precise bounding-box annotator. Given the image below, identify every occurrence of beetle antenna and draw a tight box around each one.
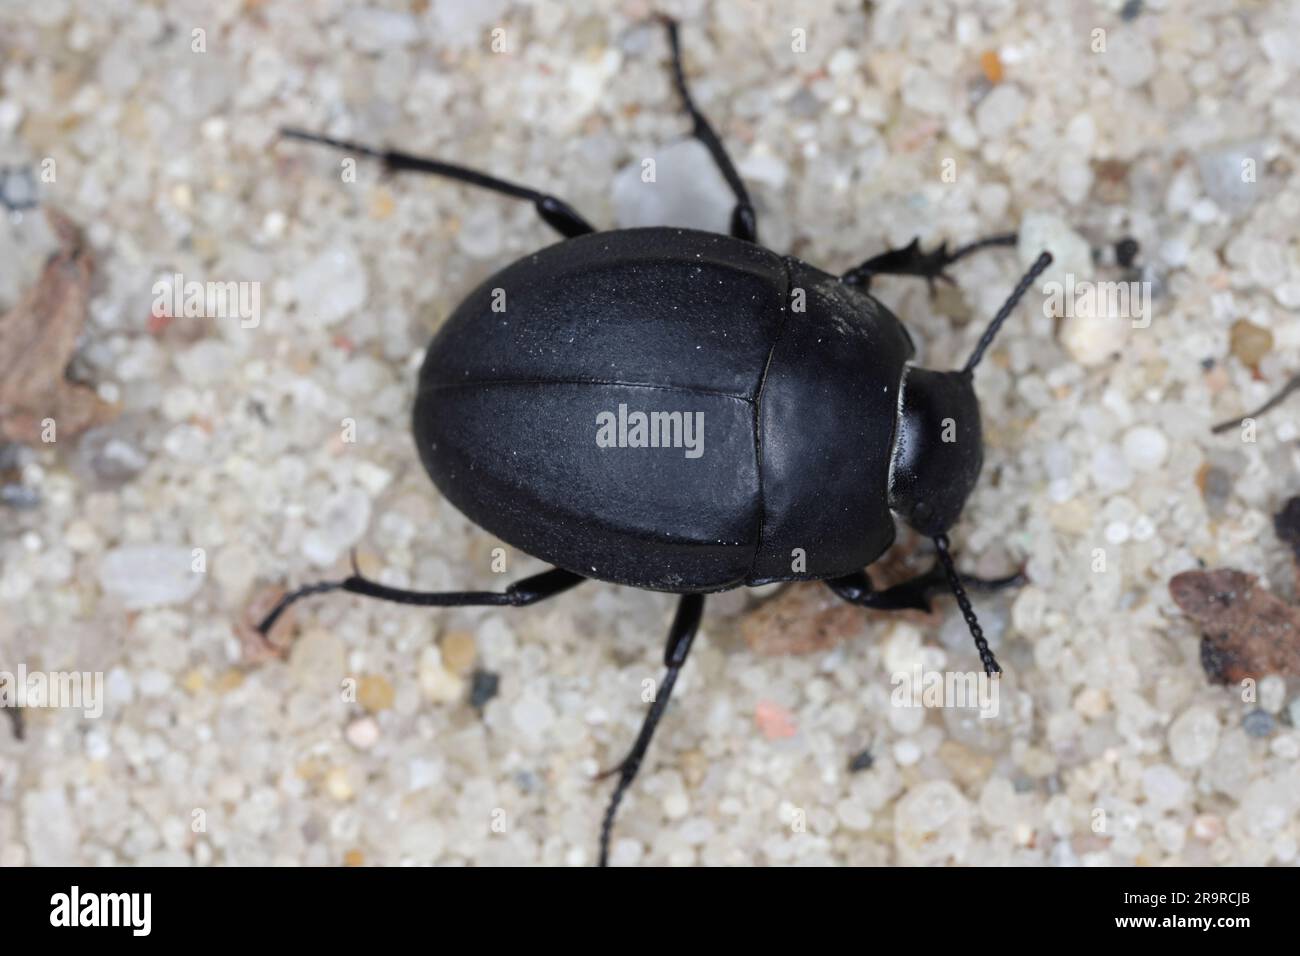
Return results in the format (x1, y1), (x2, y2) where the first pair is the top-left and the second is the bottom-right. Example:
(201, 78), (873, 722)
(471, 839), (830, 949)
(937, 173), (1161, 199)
(962, 251), (1053, 375)
(932, 533), (1001, 677)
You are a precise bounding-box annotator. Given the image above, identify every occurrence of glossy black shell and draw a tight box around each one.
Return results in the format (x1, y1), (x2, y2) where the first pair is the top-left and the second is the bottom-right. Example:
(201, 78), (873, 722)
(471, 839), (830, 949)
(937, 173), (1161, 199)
(413, 227), (915, 593)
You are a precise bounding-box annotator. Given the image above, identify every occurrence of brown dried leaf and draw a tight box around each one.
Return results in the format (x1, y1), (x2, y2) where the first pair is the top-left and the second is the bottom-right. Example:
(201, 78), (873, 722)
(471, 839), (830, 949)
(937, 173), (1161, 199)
(0, 208), (116, 444)
(1168, 568), (1300, 684)
(742, 577), (938, 657)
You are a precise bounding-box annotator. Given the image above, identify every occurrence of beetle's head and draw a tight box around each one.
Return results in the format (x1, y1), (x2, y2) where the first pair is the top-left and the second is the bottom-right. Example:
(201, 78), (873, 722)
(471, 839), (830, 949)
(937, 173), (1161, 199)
(877, 251), (1054, 679)
(888, 250), (1054, 537)
(888, 367), (982, 536)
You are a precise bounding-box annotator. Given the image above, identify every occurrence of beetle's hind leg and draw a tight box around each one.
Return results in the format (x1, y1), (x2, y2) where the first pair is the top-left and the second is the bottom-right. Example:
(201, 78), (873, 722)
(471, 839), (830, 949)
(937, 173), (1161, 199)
(841, 232), (1019, 292)
(659, 17), (758, 243)
(826, 562), (1023, 613)
(278, 128), (596, 239)
(596, 592), (704, 866)
(828, 555), (1023, 676)
(256, 560), (585, 635)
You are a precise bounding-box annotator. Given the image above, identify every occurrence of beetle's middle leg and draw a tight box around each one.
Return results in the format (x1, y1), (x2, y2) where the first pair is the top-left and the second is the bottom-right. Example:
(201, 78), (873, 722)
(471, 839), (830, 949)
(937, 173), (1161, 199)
(596, 592), (704, 866)
(256, 563), (585, 635)
(840, 233), (1019, 292)
(278, 129), (596, 239)
(660, 17), (758, 243)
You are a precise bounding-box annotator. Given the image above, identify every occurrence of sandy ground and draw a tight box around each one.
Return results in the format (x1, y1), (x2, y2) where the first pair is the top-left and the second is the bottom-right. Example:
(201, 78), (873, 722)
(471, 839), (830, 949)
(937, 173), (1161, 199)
(1, 0), (1299, 865)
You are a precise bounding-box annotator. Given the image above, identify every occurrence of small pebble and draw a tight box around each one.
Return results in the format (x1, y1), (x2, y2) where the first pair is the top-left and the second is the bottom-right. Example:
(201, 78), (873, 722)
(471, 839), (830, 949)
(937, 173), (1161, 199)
(1197, 142), (1264, 216)
(1101, 30), (1156, 88)
(98, 545), (204, 609)
(894, 781), (971, 865)
(1074, 687), (1110, 719)
(754, 699), (798, 740)
(612, 139), (733, 234)
(974, 84), (1025, 139)
(293, 243), (368, 328)
(440, 630), (477, 675)
(1141, 764), (1188, 811)
(357, 675), (395, 713)
(418, 648), (465, 705)
(511, 694), (556, 737)
(470, 670), (500, 711)
(1192, 814), (1224, 841)
(1169, 706), (1220, 767)
(324, 767), (354, 801)
(1229, 318), (1273, 367)
(848, 749), (874, 773)
(1121, 425), (1169, 472)
(1258, 675), (1286, 714)
(345, 717), (380, 750)
(893, 740), (922, 765)
(1242, 709), (1275, 738)
(290, 629), (345, 690)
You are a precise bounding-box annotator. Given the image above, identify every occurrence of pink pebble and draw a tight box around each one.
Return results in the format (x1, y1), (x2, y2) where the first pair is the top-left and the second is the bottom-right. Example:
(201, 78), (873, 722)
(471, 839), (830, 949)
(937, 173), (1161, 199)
(755, 699), (798, 740)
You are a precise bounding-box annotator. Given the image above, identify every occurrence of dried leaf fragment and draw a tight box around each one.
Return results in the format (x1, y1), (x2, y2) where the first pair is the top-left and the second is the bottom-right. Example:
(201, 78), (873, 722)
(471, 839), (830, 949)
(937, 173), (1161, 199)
(1169, 568), (1300, 684)
(0, 208), (115, 444)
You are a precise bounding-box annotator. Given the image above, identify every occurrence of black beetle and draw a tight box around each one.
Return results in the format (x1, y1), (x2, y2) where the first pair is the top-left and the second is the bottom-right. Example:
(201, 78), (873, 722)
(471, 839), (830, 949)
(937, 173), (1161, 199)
(262, 18), (1053, 865)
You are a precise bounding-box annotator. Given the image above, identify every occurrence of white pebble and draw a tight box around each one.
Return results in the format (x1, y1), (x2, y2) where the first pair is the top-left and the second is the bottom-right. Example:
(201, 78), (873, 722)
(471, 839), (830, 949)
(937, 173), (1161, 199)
(613, 139), (733, 234)
(974, 85), (1026, 139)
(345, 717), (380, 750)
(893, 739), (922, 765)
(1168, 706), (1219, 768)
(1101, 30), (1156, 89)
(1121, 425), (1169, 472)
(1141, 764), (1188, 811)
(293, 243), (367, 328)
(1258, 675), (1286, 714)
(98, 546), (204, 609)
(1090, 444), (1133, 492)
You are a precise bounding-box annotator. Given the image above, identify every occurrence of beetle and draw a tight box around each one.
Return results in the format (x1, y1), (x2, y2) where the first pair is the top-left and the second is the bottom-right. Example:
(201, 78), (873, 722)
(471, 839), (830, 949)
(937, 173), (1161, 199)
(261, 17), (1053, 865)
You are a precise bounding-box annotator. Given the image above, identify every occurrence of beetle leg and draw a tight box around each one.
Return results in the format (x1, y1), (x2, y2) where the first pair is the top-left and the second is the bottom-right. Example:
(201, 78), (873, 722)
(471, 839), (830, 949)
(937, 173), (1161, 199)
(256, 565), (585, 635)
(826, 563), (1024, 613)
(596, 592), (705, 866)
(660, 17), (758, 243)
(841, 232), (1018, 291)
(278, 128), (596, 239)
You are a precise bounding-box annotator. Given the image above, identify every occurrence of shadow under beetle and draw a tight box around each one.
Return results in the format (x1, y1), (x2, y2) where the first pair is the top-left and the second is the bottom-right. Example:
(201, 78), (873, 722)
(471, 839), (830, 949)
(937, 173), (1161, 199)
(262, 18), (1053, 865)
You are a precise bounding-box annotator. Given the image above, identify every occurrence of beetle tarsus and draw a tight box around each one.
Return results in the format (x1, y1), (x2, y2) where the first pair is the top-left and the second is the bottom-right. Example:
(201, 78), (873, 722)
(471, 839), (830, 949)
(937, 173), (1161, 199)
(256, 567), (585, 635)
(841, 232), (1018, 291)
(278, 127), (596, 238)
(598, 593), (704, 866)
